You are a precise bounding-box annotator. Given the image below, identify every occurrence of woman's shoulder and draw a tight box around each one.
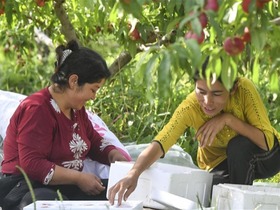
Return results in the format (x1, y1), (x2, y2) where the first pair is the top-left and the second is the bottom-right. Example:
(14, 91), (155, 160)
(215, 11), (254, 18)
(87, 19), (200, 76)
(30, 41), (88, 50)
(183, 91), (198, 105)
(21, 88), (50, 105)
(177, 91), (200, 112)
(238, 77), (255, 88)
(18, 88), (52, 114)
(234, 77), (264, 107)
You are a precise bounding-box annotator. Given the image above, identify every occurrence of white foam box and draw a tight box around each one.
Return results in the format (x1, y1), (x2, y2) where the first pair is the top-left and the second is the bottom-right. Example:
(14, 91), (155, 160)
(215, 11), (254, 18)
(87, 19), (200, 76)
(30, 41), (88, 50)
(107, 161), (213, 209)
(151, 190), (215, 210)
(23, 200), (143, 210)
(211, 183), (280, 210)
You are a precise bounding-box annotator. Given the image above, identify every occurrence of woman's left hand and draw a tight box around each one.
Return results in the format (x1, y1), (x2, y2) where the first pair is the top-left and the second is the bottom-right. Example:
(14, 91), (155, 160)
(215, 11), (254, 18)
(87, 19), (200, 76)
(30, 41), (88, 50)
(196, 113), (231, 147)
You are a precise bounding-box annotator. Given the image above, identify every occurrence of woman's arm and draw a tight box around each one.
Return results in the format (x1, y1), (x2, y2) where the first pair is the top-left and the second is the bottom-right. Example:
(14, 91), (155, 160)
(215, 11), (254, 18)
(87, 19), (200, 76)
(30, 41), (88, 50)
(108, 149), (130, 163)
(49, 165), (106, 195)
(224, 113), (267, 150)
(196, 113), (267, 150)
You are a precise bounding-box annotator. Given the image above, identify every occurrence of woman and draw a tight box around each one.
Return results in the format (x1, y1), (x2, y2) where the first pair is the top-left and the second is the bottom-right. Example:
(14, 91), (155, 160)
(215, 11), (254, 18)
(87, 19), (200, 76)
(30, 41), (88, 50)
(0, 40), (128, 210)
(108, 57), (280, 206)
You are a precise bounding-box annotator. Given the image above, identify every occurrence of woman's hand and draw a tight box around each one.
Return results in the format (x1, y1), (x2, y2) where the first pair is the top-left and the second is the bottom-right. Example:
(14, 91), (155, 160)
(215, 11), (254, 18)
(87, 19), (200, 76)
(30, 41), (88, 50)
(108, 142), (163, 206)
(196, 113), (231, 147)
(108, 170), (139, 206)
(76, 172), (106, 195)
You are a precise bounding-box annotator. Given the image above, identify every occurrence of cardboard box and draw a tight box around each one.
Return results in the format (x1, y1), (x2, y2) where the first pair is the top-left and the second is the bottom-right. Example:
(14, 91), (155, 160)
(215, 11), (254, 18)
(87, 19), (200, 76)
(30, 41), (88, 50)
(107, 161), (213, 209)
(211, 183), (280, 210)
(23, 200), (143, 210)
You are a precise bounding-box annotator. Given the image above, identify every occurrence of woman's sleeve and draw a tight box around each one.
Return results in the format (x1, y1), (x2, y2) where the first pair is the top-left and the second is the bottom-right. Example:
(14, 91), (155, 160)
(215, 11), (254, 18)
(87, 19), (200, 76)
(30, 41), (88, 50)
(84, 112), (117, 165)
(17, 105), (56, 183)
(154, 97), (196, 155)
(241, 78), (275, 150)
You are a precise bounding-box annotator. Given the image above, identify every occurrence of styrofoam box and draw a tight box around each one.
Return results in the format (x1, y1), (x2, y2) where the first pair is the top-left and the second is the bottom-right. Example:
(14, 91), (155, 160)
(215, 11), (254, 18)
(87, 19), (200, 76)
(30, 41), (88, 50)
(151, 189), (215, 210)
(107, 161), (213, 209)
(23, 200), (143, 210)
(211, 183), (280, 210)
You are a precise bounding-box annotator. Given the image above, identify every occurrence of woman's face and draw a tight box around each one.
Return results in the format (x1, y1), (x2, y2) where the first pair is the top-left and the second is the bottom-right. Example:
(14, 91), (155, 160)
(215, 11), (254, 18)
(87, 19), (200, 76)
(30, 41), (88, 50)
(69, 78), (106, 110)
(195, 79), (230, 117)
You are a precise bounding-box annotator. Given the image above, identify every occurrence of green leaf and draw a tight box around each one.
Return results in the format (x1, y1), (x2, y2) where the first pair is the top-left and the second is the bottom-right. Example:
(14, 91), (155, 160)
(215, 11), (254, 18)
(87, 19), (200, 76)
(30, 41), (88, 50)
(252, 55), (259, 84)
(120, 0), (143, 20)
(166, 0), (177, 14)
(144, 54), (158, 87)
(190, 17), (202, 35)
(212, 57), (222, 79)
(158, 51), (171, 97)
(166, 17), (182, 34)
(185, 39), (202, 69)
(80, 0), (96, 11)
(172, 43), (190, 73)
(251, 28), (267, 52)
(270, 72), (279, 92)
(221, 56), (237, 90)
(108, 2), (119, 23)
(5, 0), (14, 26)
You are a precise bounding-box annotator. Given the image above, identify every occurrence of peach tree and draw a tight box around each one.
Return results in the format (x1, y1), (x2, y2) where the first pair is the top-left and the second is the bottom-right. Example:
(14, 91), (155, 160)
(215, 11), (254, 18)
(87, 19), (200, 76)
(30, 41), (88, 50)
(0, 0), (280, 146)
(1, 0), (279, 92)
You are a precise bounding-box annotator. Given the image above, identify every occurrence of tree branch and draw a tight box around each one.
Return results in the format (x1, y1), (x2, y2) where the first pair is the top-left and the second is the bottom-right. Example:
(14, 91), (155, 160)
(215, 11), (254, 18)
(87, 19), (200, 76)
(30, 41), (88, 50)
(51, 1), (176, 76)
(109, 51), (132, 76)
(108, 30), (176, 76)
(53, 0), (79, 45)
(271, 17), (280, 25)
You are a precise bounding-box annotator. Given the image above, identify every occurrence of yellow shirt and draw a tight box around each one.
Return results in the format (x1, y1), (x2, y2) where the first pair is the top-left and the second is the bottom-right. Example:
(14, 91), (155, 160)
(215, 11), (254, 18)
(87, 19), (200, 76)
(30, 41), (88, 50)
(154, 77), (280, 171)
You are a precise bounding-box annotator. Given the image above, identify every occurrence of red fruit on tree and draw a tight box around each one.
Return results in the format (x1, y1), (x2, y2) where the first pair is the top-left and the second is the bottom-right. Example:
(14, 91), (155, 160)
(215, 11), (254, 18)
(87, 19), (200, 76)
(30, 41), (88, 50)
(95, 26), (102, 33)
(256, 0), (271, 9)
(121, 0), (131, 4)
(242, 0), (270, 13)
(189, 11), (208, 29)
(0, 0), (5, 14)
(107, 23), (114, 33)
(258, 0), (271, 3)
(185, 30), (205, 44)
(256, 0), (265, 9)
(36, 0), (45, 7)
(204, 0), (219, 12)
(199, 12), (208, 28)
(223, 37), (245, 56)
(242, 0), (251, 13)
(129, 28), (141, 41)
(242, 27), (251, 43)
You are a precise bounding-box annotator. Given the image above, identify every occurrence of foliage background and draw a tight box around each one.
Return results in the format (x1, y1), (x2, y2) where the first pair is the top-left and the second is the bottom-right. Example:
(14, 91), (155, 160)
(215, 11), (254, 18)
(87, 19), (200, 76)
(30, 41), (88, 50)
(0, 0), (280, 181)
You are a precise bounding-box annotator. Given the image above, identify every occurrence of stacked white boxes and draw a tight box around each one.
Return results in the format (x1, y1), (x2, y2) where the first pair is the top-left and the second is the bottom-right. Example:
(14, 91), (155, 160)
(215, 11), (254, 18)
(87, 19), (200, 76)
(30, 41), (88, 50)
(211, 183), (280, 210)
(23, 200), (143, 210)
(107, 161), (213, 209)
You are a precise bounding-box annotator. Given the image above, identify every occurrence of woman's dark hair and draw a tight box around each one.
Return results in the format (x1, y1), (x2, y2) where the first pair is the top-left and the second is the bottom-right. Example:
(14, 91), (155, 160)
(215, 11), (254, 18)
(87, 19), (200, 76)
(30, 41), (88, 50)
(51, 40), (111, 88)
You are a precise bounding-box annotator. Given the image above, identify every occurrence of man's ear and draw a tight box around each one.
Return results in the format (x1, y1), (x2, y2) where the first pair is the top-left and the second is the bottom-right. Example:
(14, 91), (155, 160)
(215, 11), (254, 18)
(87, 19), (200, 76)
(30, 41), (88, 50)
(230, 80), (238, 95)
(68, 74), (78, 88)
